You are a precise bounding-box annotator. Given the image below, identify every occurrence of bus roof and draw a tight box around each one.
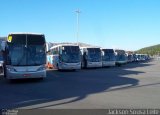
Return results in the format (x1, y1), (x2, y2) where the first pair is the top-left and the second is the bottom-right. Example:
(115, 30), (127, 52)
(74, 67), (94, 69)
(101, 48), (114, 50)
(50, 44), (79, 49)
(8, 32), (44, 36)
(80, 46), (101, 49)
(115, 49), (125, 52)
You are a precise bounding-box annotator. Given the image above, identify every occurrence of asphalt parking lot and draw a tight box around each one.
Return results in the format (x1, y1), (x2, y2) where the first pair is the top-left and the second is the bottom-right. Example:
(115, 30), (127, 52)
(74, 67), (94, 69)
(0, 59), (160, 109)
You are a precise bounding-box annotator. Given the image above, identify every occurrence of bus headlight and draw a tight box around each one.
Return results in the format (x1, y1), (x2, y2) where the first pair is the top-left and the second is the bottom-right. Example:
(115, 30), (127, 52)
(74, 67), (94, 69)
(7, 67), (16, 72)
(37, 66), (46, 71)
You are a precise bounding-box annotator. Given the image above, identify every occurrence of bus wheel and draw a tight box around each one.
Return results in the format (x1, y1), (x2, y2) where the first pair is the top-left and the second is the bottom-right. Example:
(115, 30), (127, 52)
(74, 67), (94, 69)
(38, 77), (44, 80)
(117, 64), (121, 67)
(81, 63), (83, 69)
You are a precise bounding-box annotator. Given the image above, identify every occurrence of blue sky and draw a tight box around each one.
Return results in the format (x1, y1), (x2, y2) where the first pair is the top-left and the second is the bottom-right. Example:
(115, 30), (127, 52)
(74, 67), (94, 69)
(0, 0), (160, 51)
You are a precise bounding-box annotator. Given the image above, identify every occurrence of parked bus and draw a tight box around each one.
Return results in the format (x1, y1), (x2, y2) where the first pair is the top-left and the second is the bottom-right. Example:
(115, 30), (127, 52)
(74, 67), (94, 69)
(132, 53), (137, 62)
(115, 49), (127, 66)
(136, 54), (144, 61)
(1, 33), (46, 79)
(0, 52), (4, 73)
(126, 53), (134, 63)
(101, 48), (116, 67)
(80, 47), (102, 68)
(136, 54), (150, 62)
(48, 44), (81, 70)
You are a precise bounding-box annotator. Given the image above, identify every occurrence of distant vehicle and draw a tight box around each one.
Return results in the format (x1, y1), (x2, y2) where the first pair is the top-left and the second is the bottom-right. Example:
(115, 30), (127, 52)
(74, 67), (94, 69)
(101, 48), (116, 67)
(136, 54), (144, 61)
(48, 44), (81, 70)
(132, 53), (137, 62)
(80, 47), (102, 68)
(0, 52), (4, 73)
(126, 53), (134, 63)
(1, 33), (46, 79)
(139, 54), (150, 61)
(115, 49), (127, 66)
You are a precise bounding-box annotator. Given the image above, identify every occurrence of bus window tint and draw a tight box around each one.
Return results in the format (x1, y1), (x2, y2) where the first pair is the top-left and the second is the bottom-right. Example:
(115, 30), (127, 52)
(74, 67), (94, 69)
(8, 45), (26, 66)
(27, 45), (46, 65)
(87, 48), (101, 62)
(8, 34), (26, 44)
(61, 46), (80, 63)
(105, 49), (114, 53)
(102, 49), (115, 61)
(27, 34), (46, 65)
(27, 35), (45, 45)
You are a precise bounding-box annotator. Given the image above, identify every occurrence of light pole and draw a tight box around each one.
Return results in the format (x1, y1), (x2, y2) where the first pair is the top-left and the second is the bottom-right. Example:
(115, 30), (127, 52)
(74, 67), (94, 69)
(75, 9), (81, 45)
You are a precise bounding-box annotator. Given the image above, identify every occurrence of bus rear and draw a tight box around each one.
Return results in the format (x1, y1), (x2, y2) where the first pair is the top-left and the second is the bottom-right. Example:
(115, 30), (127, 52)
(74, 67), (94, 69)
(3, 33), (46, 79)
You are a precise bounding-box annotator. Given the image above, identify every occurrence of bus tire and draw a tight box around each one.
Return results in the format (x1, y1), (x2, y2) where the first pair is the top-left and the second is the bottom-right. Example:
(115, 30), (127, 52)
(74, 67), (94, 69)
(81, 63), (83, 69)
(38, 77), (44, 80)
(117, 64), (121, 67)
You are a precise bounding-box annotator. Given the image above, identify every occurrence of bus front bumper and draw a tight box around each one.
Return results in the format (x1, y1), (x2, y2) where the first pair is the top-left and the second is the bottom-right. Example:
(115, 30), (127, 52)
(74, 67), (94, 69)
(102, 61), (116, 67)
(59, 63), (81, 70)
(87, 62), (102, 68)
(6, 70), (46, 79)
(116, 61), (127, 65)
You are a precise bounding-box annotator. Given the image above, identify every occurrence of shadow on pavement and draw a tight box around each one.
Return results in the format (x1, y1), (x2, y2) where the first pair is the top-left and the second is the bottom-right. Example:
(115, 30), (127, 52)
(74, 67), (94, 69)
(0, 60), (153, 109)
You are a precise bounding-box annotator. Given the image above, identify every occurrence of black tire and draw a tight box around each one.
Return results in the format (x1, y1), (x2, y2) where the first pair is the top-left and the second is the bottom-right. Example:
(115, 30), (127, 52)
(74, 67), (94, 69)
(38, 77), (44, 81)
(84, 61), (87, 69)
(0, 67), (3, 74)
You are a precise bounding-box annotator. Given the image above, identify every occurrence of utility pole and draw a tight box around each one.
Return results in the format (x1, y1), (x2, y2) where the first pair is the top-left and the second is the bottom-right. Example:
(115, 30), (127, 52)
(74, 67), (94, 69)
(75, 9), (81, 45)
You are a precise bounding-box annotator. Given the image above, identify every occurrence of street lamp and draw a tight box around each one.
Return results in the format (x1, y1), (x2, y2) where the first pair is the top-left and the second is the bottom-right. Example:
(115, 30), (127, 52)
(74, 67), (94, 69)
(75, 9), (81, 45)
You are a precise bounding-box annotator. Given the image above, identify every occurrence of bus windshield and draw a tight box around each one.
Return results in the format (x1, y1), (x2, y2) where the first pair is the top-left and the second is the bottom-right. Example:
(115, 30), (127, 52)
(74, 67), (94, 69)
(103, 53), (115, 61)
(128, 55), (133, 60)
(87, 48), (101, 62)
(61, 46), (80, 63)
(102, 49), (115, 61)
(116, 54), (126, 61)
(6, 34), (46, 66)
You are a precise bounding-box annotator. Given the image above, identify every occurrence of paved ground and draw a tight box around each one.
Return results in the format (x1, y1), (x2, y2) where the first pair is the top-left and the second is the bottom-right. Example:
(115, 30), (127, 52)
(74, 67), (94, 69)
(0, 59), (160, 109)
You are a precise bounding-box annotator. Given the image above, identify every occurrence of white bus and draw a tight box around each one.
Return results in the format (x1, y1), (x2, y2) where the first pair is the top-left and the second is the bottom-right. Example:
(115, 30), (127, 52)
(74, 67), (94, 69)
(80, 47), (102, 68)
(115, 49), (127, 66)
(48, 44), (81, 70)
(101, 48), (116, 67)
(1, 33), (47, 79)
(136, 54), (149, 62)
(126, 53), (134, 63)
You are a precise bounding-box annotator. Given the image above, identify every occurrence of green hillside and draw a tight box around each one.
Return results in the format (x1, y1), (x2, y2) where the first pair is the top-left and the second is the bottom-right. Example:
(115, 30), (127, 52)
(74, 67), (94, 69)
(136, 44), (160, 56)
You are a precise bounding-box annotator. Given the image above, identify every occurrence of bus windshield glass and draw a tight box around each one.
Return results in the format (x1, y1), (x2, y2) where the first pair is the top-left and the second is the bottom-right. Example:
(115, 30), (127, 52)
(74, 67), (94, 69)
(102, 49), (115, 61)
(87, 48), (101, 62)
(116, 55), (126, 61)
(115, 50), (126, 61)
(61, 46), (80, 63)
(6, 34), (46, 66)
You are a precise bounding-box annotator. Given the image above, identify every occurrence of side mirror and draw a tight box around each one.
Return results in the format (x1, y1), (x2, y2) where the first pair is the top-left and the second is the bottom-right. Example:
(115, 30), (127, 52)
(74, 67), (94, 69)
(1, 41), (6, 51)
